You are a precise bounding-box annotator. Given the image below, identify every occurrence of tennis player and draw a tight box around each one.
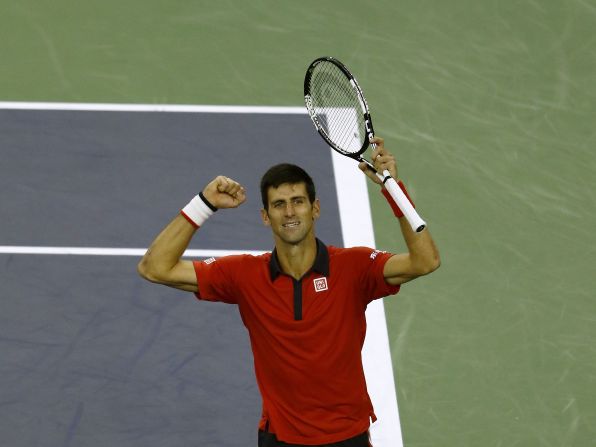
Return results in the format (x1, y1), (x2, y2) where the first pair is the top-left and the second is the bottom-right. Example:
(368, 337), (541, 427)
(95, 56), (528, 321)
(138, 137), (440, 447)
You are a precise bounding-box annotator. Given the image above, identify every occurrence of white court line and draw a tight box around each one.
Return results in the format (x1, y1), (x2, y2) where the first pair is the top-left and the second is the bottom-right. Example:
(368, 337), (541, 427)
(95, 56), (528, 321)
(328, 111), (404, 447)
(0, 102), (403, 447)
(0, 246), (265, 257)
(0, 101), (306, 114)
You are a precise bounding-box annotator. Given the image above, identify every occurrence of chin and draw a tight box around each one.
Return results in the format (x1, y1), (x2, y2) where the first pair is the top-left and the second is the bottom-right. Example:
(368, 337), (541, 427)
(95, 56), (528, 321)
(279, 230), (313, 246)
(280, 234), (306, 245)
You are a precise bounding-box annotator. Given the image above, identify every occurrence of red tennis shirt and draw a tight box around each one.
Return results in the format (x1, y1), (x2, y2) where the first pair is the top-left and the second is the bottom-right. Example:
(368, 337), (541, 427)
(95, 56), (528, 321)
(193, 239), (399, 445)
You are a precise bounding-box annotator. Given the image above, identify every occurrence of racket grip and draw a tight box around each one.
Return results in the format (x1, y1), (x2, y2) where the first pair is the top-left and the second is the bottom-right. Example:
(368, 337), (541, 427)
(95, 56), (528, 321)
(382, 171), (426, 232)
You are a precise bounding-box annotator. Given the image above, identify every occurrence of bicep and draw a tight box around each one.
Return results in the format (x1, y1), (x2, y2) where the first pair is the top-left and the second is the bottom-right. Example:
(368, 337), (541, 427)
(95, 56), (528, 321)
(147, 259), (199, 292)
(383, 253), (419, 286)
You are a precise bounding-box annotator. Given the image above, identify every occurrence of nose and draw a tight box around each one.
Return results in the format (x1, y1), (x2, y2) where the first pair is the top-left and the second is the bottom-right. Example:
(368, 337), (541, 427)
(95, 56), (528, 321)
(284, 202), (295, 216)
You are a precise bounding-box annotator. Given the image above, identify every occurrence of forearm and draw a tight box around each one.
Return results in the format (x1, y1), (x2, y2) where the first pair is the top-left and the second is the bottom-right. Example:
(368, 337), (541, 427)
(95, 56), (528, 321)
(398, 216), (440, 275)
(380, 178), (440, 273)
(381, 181), (440, 284)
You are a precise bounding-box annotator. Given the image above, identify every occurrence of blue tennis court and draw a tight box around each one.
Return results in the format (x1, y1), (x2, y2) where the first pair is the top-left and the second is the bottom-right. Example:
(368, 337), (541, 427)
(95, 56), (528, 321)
(0, 105), (399, 446)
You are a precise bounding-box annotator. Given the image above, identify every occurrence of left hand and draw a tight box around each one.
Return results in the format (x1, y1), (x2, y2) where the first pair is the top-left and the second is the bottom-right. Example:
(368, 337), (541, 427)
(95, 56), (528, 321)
(358, 136), (398, 185)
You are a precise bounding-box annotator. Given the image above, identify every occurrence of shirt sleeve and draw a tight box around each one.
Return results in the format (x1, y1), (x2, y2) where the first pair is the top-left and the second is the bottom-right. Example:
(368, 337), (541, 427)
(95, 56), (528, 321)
(349, 247), (400, 305)
(192, 255), (247, 304)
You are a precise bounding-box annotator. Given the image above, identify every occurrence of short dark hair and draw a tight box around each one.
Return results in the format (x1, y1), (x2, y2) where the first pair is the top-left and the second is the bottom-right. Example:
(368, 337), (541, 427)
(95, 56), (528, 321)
(260, 163), (316, 209)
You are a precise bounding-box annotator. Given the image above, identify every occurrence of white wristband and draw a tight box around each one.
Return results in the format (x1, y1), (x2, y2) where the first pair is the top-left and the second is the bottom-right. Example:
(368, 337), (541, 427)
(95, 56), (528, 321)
(181, 193), (216, 228)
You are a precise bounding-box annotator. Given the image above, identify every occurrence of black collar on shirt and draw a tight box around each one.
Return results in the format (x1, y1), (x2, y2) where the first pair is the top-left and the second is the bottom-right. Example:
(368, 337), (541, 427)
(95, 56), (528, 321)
(269, 238), (329, 281)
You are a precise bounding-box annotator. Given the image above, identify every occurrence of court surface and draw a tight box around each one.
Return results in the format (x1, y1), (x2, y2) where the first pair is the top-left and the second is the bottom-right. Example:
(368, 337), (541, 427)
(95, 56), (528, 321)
(0, 105), (401, 446)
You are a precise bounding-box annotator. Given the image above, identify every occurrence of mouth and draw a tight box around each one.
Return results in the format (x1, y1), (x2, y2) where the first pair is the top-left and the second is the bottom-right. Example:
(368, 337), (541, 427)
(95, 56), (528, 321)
(282, 221), (300, 228)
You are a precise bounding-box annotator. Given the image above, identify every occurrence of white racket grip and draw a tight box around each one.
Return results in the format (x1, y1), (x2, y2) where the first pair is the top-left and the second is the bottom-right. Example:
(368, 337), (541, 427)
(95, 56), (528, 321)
(382, 171), (427, 232)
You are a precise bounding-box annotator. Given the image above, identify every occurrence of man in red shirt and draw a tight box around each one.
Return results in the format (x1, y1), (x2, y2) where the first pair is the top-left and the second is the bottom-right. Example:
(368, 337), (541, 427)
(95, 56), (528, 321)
(138, 137), (440, 446)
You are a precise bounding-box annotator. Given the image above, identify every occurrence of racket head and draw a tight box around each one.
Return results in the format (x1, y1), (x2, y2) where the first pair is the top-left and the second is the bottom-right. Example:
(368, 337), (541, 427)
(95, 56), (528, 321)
(304, 57), (374, 159)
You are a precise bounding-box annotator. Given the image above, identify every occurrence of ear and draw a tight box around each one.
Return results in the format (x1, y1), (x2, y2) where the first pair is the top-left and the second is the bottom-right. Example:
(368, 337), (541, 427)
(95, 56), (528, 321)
(312, 198), (321, 221)
(260, 208), (271, 226)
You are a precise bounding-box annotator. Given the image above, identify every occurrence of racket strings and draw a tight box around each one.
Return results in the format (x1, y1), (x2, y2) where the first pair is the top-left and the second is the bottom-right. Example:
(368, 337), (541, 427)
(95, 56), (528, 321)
(307, 62), (365, 154)
(312, 71), (362, 151)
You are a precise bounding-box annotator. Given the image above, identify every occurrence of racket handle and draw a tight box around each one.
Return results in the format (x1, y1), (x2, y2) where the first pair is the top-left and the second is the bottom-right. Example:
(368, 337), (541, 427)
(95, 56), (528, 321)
(382, 170), (427, 232)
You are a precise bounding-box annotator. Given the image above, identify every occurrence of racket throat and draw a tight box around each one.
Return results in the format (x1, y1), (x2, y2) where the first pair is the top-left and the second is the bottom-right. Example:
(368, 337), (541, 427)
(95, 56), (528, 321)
(360, 158), (391, 183)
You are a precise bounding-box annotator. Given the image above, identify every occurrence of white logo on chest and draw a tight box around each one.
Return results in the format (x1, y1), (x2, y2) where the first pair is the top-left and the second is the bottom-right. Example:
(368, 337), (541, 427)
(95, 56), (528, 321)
(370, 250), (386, 260)
(313, 277), (328, 292)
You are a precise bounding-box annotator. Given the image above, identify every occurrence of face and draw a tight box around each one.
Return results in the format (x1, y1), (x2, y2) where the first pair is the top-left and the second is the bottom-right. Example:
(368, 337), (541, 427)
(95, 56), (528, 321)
(261, 182), (320, 246)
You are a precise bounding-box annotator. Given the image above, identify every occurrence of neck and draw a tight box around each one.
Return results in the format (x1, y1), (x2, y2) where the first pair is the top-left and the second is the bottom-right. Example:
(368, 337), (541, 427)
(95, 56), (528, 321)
(274, 235), (317, 280)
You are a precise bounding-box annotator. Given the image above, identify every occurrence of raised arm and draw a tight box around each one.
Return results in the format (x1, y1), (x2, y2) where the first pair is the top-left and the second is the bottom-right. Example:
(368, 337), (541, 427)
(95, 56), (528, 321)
(358, 137), (440, 286)
(137, 176), (246, 291)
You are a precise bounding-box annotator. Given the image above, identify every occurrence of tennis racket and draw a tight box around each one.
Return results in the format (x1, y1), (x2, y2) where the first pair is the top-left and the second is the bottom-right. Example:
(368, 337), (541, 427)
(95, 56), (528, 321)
(304, 56), (426, 232)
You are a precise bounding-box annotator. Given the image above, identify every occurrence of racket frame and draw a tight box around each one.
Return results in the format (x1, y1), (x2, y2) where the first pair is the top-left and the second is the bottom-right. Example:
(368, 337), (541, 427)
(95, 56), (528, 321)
(304, 57), (372, 159)
(304, 56), (427, 232)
